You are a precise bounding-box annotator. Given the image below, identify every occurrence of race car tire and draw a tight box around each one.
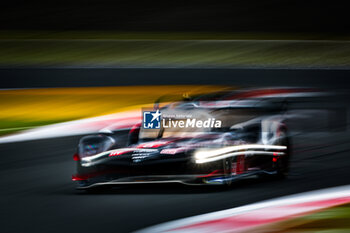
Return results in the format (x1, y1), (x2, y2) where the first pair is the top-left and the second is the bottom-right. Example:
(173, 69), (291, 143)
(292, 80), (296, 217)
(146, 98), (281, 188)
(274, 128), (291, 179)
(222, 157), (233, 186)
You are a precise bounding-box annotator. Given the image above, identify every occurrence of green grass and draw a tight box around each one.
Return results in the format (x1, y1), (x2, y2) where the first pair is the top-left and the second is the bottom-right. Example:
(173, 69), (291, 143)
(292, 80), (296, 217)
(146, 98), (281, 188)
(1, 31), (350, 40)
(0, 39), (349, 68)
(264, 204), (350, 232)
(0, 31), (349, 68)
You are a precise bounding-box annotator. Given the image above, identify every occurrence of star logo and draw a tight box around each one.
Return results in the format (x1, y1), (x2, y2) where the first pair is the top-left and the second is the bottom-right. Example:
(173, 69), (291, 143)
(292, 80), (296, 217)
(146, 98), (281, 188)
(150, 109), (161, 122)
(143, 110), (162, 129)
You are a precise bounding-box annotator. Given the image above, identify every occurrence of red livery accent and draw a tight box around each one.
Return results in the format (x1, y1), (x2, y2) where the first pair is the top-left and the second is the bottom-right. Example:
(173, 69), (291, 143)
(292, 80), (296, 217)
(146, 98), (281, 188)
(198, 169), (224, 178)
(136, 139), (177, 148)
(73, 153), (80, 161)
(72, 174), (88, 181)
(236, 155), (245, 174)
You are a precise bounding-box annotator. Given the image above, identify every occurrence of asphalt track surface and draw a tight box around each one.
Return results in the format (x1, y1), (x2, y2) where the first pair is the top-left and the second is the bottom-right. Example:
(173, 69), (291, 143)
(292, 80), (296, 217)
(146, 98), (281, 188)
(1, 68), (350, 233)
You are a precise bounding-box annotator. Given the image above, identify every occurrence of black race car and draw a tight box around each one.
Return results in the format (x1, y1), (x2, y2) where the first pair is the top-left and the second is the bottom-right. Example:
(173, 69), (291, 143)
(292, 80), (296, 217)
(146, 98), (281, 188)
(72, 88), (303, 189)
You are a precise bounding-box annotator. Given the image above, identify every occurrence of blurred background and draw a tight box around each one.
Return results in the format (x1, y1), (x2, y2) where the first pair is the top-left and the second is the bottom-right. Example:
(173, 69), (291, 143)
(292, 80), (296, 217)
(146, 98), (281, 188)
(0, 1), (350, 233)
(0, 0), (349, 69)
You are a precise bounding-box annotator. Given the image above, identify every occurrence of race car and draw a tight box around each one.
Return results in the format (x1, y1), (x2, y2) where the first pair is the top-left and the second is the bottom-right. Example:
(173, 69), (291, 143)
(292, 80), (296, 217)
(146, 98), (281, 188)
(72, 88), (302, 189)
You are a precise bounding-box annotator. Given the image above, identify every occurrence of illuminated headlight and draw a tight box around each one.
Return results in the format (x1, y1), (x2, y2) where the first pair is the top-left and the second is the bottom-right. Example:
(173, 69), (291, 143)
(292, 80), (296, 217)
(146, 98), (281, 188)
(79, 135), (115, 158)
(78, 135), (115, 167)
(194, 144), (286, 164)
(81, 151), (110, 163)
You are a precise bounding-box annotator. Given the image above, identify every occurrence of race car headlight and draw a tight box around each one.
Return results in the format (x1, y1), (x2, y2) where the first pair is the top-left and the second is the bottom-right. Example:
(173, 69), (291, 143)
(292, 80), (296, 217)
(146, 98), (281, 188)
(79, 134), (115, 157)
(78, 134), (116, 167)
(194, 144), (286, 164)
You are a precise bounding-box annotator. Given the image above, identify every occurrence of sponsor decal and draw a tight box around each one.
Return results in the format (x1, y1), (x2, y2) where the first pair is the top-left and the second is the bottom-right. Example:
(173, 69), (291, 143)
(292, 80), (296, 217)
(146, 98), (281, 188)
(137, 140), (174, 148)
(131, 148), (159, 163)
(160, 148), (186, 155)
(109, 148), (135, 156)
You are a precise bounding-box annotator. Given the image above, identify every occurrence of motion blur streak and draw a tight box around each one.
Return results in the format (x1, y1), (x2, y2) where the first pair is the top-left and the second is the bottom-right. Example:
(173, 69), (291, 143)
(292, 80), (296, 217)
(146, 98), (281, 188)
(1, 74), (350, 233)
(0, 85), (224, 139)
(137, 185), (350, 233)
(0, 0), (349, 232)
(195, 151), (285, 164)
(194, 145), (287, 159)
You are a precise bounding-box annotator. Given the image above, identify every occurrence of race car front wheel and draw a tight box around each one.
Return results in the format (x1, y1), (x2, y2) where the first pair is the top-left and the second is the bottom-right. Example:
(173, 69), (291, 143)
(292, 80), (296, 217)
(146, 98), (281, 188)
(222, 157), (233, 186)
(274, 128), (291, 179)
